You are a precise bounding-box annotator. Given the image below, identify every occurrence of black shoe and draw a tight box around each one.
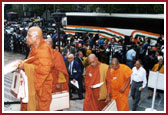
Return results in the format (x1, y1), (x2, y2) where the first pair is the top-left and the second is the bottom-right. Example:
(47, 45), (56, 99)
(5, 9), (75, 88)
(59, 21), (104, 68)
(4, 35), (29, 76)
(157, 94), (161, 98)
(147, 96), (152, 99)
(78, 97), (84, 100)
(70, 98), (77, 100)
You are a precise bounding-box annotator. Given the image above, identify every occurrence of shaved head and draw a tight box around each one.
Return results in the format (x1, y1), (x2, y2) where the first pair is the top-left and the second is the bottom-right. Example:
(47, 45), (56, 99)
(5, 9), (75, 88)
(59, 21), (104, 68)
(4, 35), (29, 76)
(111, 58), (119, 65)
(111, 58), (120, 70)
(28, 26), (43, 39)
(88, 54), (98, 68)
(88, 54), (96, 59)
(26, 26), (43, 48)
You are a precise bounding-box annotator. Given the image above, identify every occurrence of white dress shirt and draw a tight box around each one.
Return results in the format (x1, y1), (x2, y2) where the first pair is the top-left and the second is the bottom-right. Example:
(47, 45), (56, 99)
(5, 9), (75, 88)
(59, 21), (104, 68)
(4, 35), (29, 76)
(69, 60), (74, 75)
(131, 66), (147, 88)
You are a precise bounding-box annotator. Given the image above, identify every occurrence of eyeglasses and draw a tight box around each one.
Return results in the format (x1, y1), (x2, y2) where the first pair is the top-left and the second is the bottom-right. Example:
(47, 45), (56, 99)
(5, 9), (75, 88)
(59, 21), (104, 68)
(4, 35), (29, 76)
(67, 57), (72, 59)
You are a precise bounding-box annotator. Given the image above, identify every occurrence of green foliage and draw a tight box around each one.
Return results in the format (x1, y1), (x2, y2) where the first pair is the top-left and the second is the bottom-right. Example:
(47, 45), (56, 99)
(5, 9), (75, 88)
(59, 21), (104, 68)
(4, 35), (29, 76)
(5, 4), (164, 18)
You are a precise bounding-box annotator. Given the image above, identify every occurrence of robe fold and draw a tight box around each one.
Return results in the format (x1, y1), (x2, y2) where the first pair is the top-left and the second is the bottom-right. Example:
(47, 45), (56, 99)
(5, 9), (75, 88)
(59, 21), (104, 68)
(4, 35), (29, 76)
(51, 50), (69, 93)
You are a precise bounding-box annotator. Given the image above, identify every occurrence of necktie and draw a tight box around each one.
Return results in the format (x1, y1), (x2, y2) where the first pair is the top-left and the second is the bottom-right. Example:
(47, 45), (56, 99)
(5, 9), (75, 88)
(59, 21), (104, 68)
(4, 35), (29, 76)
(69, 63), (72, 75)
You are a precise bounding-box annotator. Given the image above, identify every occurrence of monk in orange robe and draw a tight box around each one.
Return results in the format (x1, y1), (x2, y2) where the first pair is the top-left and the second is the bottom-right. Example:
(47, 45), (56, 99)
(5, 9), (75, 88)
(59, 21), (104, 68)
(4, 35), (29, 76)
(110, 58), (132, 111)
(19, 26), (53, 111)
(45, 39), (69, 93)
(83, 54), (111, 111)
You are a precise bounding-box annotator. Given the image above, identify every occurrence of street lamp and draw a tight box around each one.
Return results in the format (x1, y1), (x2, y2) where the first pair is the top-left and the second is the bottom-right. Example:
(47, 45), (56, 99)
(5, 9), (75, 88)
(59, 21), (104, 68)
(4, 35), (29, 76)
(52, 11), (65, 52)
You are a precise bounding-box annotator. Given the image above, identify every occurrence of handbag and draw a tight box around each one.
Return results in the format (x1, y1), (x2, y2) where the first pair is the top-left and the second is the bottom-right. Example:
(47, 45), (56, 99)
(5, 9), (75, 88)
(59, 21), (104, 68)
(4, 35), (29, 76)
(10, 70), (28, 103)
(102, 100), (118, 111)
(50, 91), (70, 111)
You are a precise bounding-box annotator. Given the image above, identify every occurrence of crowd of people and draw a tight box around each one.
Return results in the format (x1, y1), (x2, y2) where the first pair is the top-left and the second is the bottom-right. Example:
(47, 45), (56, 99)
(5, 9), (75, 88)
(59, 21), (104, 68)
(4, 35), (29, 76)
(4, 23), (164, 111)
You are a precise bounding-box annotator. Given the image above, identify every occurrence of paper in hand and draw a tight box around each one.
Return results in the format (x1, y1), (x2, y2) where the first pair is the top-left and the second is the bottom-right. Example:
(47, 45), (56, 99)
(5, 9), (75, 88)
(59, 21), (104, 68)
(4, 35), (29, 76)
(70, 80), (79, 89)
(4, 60), (22, 75)
(91, 82), (104, 88)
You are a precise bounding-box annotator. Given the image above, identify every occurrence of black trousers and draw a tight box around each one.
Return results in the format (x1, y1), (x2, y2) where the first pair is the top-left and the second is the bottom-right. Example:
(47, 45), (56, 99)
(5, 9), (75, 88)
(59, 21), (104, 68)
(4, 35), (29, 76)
(69, 77), (83, 99)
(131, 80), (143, 111)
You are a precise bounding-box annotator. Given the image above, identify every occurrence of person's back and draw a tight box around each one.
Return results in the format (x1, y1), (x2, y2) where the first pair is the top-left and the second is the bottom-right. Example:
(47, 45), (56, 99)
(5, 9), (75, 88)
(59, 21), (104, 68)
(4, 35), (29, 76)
(126, 49), (136, 61)
(98, 39), (104, 47)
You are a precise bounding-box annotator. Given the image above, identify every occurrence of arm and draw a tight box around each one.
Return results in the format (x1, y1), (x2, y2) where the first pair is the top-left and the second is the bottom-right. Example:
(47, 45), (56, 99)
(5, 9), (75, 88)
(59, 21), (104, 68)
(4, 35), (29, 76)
(73, 61), (82, 79)
(105, 68), (112, 103)
(120, 77), (131, 93)
(142, 70), (147, 89)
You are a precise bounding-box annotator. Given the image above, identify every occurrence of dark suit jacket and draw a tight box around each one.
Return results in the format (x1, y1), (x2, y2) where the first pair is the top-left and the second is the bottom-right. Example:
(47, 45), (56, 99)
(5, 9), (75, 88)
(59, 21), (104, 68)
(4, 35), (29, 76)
(67, 60), (82, 80)
(75, 57), (84, 74)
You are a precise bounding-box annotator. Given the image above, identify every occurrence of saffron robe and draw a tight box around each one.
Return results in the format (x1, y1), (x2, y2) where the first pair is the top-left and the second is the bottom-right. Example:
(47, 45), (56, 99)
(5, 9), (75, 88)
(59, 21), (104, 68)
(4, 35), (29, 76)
(83, 62), (111, 111)
(21, 39), (53, 111)
(110, 64), (132, 111)
(51, 50), (69, 92)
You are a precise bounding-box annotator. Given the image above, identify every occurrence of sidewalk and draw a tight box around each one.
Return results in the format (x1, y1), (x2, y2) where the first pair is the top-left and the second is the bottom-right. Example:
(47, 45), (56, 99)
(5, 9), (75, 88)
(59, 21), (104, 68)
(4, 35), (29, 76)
(3, 51), (165, 112)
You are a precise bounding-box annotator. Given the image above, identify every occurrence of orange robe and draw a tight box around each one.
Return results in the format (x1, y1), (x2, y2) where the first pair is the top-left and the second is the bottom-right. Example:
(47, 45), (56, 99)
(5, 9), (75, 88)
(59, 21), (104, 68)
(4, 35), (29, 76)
(152, 64), (164, 73)
(83, 62), (111, 111)
(21, 39), (53, 111)
(51, 50), (69, 92)
(110, 64), (132, 111)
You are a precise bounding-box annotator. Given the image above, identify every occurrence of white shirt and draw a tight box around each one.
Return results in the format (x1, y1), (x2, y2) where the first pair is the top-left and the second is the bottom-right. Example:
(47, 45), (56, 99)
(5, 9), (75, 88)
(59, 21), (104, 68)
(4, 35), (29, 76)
(131, 66), (147, 88)
(69, 60), (74, 75)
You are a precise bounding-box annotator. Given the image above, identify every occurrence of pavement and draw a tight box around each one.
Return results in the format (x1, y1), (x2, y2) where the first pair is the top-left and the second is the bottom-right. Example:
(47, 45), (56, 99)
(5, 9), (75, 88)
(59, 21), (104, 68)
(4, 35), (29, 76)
(3, 51), (165, 112)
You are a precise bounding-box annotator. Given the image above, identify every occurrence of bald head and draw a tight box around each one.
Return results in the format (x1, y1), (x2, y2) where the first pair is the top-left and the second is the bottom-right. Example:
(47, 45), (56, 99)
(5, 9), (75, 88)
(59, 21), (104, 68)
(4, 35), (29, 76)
(88, 54), (98, 68)
(111, 58), (120, 70)
(88, 54), (96, 59)
(26, 26), (43, 48)
(28, 26), (43, 39)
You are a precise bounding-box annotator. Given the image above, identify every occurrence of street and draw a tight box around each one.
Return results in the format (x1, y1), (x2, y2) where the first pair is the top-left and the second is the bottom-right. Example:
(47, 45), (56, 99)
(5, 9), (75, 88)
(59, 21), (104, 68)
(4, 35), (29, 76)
(3, 51), (164, 112)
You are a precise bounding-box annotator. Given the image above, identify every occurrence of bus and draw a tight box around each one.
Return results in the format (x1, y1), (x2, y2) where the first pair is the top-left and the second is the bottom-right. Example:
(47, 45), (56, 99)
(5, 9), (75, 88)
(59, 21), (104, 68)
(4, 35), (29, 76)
(62, 12), (164, 45)
(6, 12), (18, 25)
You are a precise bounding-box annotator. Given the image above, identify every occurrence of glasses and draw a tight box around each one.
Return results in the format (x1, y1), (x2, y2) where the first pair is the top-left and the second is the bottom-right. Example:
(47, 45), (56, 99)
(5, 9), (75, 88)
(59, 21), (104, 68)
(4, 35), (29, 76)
(67, 57), (72, 59)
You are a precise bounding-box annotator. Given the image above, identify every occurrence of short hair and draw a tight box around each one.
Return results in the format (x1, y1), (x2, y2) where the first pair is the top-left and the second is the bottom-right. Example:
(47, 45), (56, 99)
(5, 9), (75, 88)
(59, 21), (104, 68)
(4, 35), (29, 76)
(136, 59), (142, 65)
(77, 51), (83, 57)
(68, 53), (74, 59)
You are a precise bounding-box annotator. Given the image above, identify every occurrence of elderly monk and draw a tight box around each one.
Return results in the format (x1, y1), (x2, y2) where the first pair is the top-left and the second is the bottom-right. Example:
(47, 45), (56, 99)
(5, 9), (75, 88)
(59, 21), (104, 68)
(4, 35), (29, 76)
(45, 39), (69, 93)
(110, 58), (132, 111)
(19, 26), (53, 111)
(83, 54), (111, 111)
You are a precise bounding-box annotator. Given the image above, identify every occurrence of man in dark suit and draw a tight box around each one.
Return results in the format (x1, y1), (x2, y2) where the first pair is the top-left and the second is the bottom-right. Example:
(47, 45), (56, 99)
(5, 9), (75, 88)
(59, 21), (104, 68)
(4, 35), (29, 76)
(67, 53), (83, 100)
(75, 51), (84, 74)
(75, 51), (85, 93)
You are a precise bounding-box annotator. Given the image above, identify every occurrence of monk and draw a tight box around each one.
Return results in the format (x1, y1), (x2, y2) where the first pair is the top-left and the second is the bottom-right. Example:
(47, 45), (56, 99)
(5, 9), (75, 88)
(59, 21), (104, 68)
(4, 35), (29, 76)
(109, 58), (132, 111)
(148, 57), (164, 99)
(19, 26), (53, 111)
(45, 39), (69, 93)
(83, 54), (111, 111)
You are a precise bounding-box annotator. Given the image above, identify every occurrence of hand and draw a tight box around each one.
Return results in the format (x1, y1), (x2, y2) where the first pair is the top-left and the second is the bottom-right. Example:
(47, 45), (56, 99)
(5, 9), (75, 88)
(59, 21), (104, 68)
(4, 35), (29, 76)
(18, 61), (24, 70)
(141, 88), (144, 91)
(56, 83), (62, 90)
(120, 89), (125, 94)
(105, 96), (111, 103)
(73, 79), (76, 83)
(14, 61), (23, 73)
